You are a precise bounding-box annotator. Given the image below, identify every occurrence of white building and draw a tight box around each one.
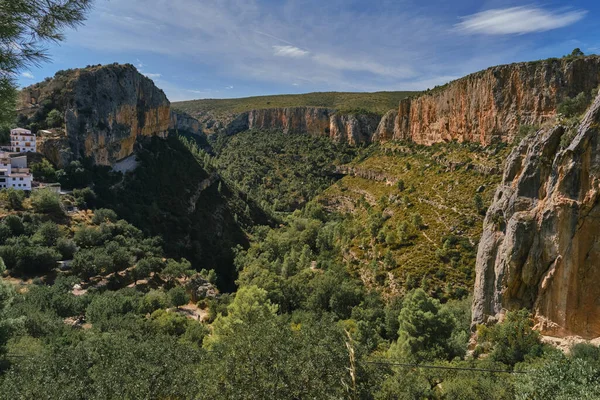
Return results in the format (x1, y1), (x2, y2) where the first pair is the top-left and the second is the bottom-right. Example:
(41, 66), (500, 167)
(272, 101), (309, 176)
(10, 128), (36, 153)
(0, 153), (32, 190)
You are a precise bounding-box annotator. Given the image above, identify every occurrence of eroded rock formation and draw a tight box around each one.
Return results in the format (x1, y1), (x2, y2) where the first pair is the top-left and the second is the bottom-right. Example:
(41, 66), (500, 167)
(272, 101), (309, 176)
(170, 110), (203, 135)
(223, 107), (381, 144)
(472, 92), (600, 339)
(19, 64), (171, 166)
(397, 56), (600, 145)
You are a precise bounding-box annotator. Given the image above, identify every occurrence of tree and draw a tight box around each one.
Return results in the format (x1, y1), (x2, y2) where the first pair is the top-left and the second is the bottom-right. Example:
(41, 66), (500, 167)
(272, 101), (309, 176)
(0, 0), (93, 127)
(570, 48), (585, 57)
(207, 285), (278, 345)
(0, 188), (25, 210)
(0, 277), (22, 359)
(168, 286), (189, 309)
(45, 109), (63, 127)
(31, 160), (57, 182)
(33, 221), (62, 247)
(92, 208), (118, 225)
(31, 189), (63, 215)
(161, 259), (192, 284)
(477, 309), (543, 366)
(390, 288), (457, 362)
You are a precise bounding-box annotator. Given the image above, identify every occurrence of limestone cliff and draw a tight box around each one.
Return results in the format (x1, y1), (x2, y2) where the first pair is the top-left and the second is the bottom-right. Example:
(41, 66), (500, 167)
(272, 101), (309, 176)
(170, 110), (203, 135)
(222, 107), (382, 144)
(18, 64), (171, 166)
(397, 56), (600, 145)
(472, 92), (600, 339)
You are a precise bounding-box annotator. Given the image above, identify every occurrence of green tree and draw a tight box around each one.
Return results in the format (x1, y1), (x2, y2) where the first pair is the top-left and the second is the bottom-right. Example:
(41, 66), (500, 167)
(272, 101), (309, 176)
(0, 188), (25, 210)
(45, 109), (63, 127)
(477, 309), (543, 366)
(570, 48), (585, 57)
(198, 315), (351, 399)
(207, 285), (278, 345)
(33, 221), (62, 247)
(390, 288), (457, 362)
(30, 159), (57, 182)
(168, 286), (189, 309)
(92, 208), (118, 225)
(516, 352), (600, 400)
(31, 189), (63, 215)
(161, 258), (192, 284)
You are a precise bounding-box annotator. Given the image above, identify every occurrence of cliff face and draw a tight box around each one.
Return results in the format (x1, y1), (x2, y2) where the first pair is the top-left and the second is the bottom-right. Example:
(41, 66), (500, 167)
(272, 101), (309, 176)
(223, 107), (381, 144)
(19, 64), (171, 166)
(472, 93), (600, 339)
(248, 107), (332, 137)
(170, 110), (203, 135)
(397, 56), (600, 145)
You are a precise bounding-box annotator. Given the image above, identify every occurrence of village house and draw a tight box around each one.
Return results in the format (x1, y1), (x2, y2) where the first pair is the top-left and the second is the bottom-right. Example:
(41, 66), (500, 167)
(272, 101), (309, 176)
(0, 153), (33, 190)
(10, 128), (37, 153)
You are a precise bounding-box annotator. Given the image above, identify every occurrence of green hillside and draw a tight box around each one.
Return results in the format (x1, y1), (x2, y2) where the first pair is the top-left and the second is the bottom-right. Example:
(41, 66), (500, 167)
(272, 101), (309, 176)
(172, 91), (417, 118)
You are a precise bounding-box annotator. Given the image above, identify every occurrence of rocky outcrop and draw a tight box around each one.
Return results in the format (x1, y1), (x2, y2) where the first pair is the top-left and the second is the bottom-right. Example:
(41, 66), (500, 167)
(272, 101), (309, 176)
(224, 107), (382, 144)
(397, 56), (600, 145)
(247, 107), (332, 137)
(170, 110), (202, 135)
(19, 64), (171, 166)
(472, 93), (600, 339)
(372, 110), (399, 142)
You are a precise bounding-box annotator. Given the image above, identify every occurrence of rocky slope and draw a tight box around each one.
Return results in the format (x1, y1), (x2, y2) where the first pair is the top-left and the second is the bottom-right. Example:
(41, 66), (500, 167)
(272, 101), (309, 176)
(395, 56), (600, 145)
(18, 64), (175, 166)
(472, 92), (600, 340)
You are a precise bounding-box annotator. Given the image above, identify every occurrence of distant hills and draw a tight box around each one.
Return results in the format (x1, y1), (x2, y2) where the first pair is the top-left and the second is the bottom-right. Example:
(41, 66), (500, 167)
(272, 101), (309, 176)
(172, 91), (418, 118)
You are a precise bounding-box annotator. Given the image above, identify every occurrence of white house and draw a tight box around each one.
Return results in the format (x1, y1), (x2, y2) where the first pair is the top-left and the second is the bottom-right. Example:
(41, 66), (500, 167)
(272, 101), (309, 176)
(10, 128), (36, 153)
(0, 153), (32, 190)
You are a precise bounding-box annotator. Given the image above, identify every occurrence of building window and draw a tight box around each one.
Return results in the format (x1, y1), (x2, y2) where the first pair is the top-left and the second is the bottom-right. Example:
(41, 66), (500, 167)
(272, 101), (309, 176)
(19, 178), (23, 181)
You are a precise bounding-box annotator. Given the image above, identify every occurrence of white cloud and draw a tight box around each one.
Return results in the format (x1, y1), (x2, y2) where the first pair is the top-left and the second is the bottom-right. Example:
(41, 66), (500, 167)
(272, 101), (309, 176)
(313, 53), (415, 79)
(21, 71), (34, 79)
(225, 85), (234, 90)
(273, 45), (309, 58)
(143, 72), (161, 78)
(456, 6), (586, 35)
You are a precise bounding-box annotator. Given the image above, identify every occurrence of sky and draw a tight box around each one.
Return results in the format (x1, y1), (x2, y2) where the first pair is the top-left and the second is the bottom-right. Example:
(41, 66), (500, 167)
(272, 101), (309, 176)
(16, 0), (600, 102)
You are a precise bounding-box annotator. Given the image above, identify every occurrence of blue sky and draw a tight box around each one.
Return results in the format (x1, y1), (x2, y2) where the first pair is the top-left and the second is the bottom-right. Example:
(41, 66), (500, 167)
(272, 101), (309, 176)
(16, 0), (600, 101)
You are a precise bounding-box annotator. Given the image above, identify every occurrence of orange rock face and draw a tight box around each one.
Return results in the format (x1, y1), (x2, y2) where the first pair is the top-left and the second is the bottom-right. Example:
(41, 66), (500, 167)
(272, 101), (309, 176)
(19, 64), (171, 166)
(397, 57), (600, 145)
(472, 93), (600, 339)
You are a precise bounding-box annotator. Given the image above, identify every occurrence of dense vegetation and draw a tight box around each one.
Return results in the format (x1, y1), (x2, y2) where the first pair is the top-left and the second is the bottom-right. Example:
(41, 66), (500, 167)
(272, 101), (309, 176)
(173, 91), (417, 119)
(212, 130), (358, 212)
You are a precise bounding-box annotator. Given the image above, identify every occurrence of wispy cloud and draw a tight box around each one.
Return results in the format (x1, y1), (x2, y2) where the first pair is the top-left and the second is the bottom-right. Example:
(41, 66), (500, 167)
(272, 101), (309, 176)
(456, 6), (586, 35)
(54, 0), (589, 101)
(143, 72), (161, 78)
(273, 45), (309, 58)
(225, 85), (234, 90)
(21, 71), (34, 79)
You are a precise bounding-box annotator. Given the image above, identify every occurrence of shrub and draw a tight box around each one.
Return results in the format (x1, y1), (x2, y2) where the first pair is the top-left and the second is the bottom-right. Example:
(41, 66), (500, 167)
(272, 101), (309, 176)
(31, 160), (57, 183)
(33, 221), (62, 247)
(45, 109), (63, 128)
(558, 92), (590, 118)
(55, 238), (77, 260)
(72, 187), (96, 209)
(168, 286), (189, 308)
(0, 188), (25, 210)
(477, 309), (543, 366)
(92, 208), (118, 225)
(31, 189), (63, 215)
